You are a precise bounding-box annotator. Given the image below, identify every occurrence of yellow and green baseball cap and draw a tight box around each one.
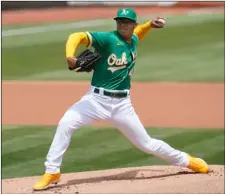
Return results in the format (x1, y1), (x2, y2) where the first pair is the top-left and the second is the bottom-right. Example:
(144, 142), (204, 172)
(114, 8), (137, 22)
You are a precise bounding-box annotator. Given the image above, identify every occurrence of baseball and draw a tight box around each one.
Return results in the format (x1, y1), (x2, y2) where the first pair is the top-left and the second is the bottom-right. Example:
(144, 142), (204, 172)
(157, 18), (166, 24)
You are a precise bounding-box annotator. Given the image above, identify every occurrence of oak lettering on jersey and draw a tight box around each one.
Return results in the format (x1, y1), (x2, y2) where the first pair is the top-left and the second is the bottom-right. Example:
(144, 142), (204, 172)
(107, 52), (128, 72)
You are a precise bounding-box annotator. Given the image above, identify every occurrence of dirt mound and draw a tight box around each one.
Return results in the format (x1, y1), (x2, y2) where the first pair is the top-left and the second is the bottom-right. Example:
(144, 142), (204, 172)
(2, 165), (224, 194)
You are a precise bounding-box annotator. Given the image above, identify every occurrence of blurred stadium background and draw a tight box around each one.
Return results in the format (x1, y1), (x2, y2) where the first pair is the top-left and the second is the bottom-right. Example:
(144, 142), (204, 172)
(2, 1), (224, 179)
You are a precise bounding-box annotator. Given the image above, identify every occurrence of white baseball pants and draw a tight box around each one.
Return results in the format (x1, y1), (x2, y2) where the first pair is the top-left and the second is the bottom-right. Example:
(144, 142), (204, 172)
(45, 86), (189, 174)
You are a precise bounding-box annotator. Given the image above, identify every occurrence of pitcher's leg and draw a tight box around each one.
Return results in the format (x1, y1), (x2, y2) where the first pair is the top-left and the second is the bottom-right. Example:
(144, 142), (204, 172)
(112, 103), (189, 167)
(33, 106), (95, 191)
(33, 93), (111, 190)
(45, 93), (109, 174)
(45, 108), (93, 174)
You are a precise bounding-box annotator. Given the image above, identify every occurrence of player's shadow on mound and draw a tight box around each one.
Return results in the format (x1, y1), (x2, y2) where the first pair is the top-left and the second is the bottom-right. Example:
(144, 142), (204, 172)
(49, 169), (197, 190)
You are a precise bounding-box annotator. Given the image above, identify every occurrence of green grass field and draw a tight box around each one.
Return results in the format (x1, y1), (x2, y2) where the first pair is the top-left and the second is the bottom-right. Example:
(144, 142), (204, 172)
(2, 125), (224, 179)
(2, 12), (224, 82)
(2, 12), (224, 180)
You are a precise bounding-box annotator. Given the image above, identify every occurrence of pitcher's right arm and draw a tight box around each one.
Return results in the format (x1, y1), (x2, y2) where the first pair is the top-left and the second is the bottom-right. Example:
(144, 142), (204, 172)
(66, 31), (109, 69)
(66, 32), (90, 69)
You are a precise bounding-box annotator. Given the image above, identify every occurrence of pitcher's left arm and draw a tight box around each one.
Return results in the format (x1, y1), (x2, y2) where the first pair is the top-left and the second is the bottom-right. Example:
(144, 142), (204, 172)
(134, 17), (165, 41)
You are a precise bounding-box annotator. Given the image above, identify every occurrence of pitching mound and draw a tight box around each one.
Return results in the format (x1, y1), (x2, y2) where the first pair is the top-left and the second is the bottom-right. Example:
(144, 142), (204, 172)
(2, 165), (224, 194)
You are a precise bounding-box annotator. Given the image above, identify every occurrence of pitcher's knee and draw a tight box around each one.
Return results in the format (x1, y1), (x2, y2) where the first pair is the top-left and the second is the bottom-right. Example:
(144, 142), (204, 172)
(135, 138), (165, 154)
(58, 119), (80, 132)
(135, 138), (154, 154)
(58, 117), (81, 133)
(58, 110), (83, 131)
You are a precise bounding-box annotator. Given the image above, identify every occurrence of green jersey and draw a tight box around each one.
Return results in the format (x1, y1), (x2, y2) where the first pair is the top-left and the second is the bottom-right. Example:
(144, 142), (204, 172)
(86, 31), (138, 90)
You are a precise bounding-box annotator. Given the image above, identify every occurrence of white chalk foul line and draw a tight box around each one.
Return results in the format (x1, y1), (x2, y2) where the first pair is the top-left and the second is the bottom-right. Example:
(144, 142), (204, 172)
(2, 10), (223, 38)
(2, 19), (110, 37)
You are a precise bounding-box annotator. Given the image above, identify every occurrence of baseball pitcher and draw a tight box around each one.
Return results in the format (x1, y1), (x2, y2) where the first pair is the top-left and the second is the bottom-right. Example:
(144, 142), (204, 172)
(33, 8), (209, 191)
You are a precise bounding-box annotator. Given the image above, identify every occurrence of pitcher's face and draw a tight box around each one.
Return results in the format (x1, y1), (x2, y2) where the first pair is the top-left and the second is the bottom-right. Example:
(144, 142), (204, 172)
(116, 19), (137, 39)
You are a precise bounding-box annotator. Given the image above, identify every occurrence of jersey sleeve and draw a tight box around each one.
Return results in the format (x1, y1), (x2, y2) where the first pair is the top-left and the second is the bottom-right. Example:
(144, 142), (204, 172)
(85, 31), (109, 50)
(66, 32), (90, 57)
(134, 21), (152, 41)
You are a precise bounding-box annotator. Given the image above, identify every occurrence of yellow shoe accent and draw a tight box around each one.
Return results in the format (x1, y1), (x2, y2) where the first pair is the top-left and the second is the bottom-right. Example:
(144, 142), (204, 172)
(187, 155), (209, 173)
(33, 173), (61, 191)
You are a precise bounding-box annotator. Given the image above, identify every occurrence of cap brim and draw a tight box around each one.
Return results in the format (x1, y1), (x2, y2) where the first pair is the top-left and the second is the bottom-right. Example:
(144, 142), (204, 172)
(114, 16), (136, 22)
